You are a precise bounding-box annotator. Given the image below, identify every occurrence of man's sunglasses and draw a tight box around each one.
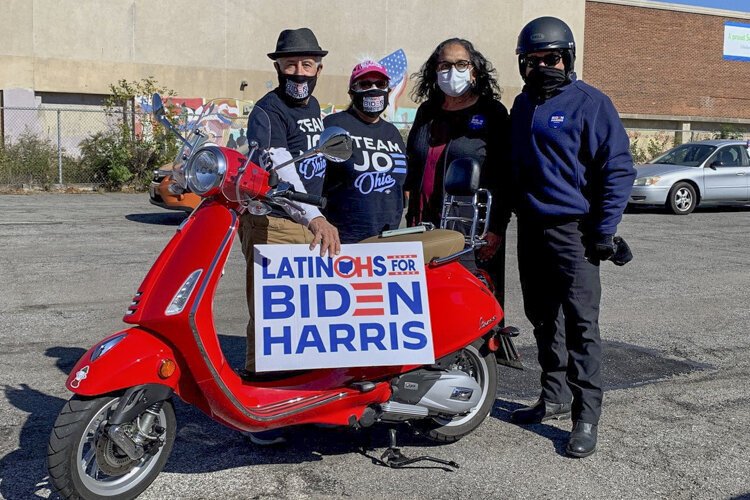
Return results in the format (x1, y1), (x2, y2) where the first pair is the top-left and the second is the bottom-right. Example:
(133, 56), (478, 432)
(351, 79), (389, 92)
(524, 53), (563, 68)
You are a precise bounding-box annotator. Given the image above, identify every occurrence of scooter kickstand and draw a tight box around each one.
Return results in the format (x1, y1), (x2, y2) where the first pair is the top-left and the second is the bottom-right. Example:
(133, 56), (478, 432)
(379, 428), (459, 470)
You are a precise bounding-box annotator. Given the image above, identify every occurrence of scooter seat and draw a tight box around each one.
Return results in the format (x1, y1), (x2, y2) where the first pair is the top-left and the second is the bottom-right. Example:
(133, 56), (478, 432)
(360, 229), (465, 264)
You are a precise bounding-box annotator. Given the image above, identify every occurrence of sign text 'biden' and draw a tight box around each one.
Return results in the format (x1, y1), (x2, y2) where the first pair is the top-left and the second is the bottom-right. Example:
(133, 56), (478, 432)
(253, 242), (433, 372)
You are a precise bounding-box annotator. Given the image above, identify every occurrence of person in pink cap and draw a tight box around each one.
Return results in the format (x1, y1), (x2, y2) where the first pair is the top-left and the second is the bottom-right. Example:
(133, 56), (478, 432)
(322, 60), (408, 243)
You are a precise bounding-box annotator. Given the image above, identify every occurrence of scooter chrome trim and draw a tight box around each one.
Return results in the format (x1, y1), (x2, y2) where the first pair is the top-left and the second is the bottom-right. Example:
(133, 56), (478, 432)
(187, 208), (348, 422)
(379, 401), (430, 420)
(250, 392), (348, 418)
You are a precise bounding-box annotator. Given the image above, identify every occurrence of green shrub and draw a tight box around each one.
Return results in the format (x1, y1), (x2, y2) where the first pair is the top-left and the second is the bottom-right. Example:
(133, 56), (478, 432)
(628, 132), (672, 164)
(0, 132), (82, 186)
(713, 126), (744, 140)
(76, 77), (179, 190)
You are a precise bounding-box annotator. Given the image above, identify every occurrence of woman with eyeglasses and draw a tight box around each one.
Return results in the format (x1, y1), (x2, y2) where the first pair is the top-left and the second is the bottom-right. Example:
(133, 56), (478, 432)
(321, 60), (407, 243)
(405, 37), (510, 304)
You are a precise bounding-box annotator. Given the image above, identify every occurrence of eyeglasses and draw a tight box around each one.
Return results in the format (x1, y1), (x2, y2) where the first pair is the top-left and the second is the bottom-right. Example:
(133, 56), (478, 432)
(351, 79), (389, 92)
(436, 60), (472, 73)
(524, 53), (563, 68)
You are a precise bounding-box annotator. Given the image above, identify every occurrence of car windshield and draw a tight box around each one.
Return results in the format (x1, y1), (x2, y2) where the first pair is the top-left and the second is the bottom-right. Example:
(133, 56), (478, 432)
(653, 144), (717, 167)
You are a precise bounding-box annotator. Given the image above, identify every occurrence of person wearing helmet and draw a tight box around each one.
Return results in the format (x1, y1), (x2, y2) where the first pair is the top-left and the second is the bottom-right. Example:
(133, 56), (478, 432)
(508, 17), (636, 458)
(322, 60), (407, 243)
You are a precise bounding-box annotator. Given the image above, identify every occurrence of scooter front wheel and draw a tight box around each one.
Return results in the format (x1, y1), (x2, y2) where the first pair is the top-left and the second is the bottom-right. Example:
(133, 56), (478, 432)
(415, 343), (498, 443)
(47, 394), (176, 500)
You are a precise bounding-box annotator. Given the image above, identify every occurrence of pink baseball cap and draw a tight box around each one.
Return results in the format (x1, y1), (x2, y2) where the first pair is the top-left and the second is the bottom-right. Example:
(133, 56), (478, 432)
(349, 60), (390, 86)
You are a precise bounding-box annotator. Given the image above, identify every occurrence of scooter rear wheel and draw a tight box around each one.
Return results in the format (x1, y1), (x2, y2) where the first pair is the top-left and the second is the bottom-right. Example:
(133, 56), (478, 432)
(47, 394), (176, 500)
(415, 342), (497, 443)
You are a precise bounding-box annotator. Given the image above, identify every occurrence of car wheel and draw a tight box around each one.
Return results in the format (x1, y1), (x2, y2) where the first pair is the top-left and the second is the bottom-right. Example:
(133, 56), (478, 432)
(666, 182), (697, 215)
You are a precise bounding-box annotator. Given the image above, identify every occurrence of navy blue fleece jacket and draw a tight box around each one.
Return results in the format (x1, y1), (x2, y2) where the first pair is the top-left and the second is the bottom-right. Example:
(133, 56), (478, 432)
(510, 79), (635, 235)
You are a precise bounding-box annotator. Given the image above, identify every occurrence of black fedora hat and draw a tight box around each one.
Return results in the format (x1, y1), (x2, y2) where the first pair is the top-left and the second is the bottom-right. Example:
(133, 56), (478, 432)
(267, 28), (328, 60)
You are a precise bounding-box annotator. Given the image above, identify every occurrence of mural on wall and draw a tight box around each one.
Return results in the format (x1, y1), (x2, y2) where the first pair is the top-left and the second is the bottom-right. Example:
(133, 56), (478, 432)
(135, 96), (254, 148)
(321, 103), (339, 119)
(319, 49), (416, 127)
(378, 49), (416, 127)
(131, 49), (418, 148)
(166, 97), (206, 132)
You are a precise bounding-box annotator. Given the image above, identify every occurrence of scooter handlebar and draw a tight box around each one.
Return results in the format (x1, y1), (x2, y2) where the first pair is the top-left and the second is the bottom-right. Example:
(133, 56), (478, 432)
(276, 190), (327, 209)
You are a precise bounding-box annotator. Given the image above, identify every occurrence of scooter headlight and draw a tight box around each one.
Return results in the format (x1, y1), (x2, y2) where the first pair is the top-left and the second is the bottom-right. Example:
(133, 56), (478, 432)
(185, 146), (226, 196)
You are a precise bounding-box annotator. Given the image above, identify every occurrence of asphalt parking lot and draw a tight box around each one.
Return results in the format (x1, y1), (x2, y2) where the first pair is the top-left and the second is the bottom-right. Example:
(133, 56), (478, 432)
(1, 193), (749, 500)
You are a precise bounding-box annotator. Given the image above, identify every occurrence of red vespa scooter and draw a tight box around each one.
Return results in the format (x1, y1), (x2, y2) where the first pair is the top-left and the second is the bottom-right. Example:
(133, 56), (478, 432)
(47, 95), (520, 499)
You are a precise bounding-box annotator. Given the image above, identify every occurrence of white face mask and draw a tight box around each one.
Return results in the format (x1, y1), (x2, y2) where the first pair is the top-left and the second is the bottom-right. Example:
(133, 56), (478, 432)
(437, 68), (472, 97)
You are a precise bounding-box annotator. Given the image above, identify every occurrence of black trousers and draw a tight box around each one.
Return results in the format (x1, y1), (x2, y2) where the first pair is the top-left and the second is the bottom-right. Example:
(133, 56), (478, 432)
(517, 219), (602, 424)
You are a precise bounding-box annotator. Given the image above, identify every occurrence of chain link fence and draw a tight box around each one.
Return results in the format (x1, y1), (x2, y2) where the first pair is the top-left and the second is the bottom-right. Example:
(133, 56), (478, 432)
(0, 106), (129, 186)
(1, 106), (748, 188)
(0, 106), (254, 188)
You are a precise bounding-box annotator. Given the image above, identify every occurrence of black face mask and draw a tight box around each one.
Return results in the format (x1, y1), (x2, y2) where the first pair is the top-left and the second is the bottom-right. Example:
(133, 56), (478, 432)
(278, 73), (317, 103)
(524, 66), (568, 100)
(352, 89), (389, 117)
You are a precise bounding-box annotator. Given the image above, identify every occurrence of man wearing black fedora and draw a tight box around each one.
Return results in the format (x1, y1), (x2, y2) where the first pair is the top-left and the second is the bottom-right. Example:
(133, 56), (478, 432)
(239, 27), (340, 445)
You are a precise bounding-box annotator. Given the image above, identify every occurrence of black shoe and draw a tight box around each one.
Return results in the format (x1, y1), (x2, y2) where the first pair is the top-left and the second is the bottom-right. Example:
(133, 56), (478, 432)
(566, 422), (598, 458)
(510, 399), (571, 425)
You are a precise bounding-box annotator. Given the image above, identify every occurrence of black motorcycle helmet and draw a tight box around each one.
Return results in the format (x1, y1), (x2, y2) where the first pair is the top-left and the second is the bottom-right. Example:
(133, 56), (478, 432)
(516, 16), (576, 80)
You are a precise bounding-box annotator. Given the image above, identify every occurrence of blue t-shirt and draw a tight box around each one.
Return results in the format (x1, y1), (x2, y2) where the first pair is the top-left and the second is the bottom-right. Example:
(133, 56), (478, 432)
(247, 89), (326, 219)
(322, 109), (407, 243)
(510, 79), (635, 235)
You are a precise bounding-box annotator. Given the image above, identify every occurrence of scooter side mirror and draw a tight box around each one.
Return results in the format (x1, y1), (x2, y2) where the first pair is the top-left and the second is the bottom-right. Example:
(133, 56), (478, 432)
(445, 158), (481, 196)
(316, 126), (353, 162)
(271, 126), (354, 173)
(151, 93), (190, 148)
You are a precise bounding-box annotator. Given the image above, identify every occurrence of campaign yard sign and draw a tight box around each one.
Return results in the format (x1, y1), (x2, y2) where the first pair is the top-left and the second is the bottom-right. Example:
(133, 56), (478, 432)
(253, 242), (434, 372)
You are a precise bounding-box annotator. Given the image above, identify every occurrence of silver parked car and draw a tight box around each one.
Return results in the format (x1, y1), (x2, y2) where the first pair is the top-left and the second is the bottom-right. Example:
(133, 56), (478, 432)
(629, 140), (750, 214)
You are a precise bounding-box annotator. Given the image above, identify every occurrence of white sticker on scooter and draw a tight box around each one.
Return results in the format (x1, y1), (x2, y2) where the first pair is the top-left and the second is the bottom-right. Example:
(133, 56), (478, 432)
(70, 365), (89, 388)
(254, 242), (434, 372)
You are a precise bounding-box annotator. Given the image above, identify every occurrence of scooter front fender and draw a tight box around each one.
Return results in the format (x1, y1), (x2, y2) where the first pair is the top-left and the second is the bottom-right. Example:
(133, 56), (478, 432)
(66, 327), (180, 396)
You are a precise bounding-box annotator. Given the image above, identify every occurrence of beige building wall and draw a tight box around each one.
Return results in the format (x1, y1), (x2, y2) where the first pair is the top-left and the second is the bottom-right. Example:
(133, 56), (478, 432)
(0, 0), (585, 108)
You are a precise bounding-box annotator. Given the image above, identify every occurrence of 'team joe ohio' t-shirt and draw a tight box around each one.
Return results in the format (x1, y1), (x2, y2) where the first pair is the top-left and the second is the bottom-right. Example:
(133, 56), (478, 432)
(322, 108), (407, 243)
(246, 88), (326, 220)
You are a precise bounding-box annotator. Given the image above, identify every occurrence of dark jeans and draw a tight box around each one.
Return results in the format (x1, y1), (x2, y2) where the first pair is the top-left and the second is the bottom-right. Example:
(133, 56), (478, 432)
(517, 219), (602, 424)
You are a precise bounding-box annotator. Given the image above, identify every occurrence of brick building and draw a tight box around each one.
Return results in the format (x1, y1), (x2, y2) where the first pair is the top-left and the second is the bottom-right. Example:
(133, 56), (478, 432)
(584, 0), (750, 139)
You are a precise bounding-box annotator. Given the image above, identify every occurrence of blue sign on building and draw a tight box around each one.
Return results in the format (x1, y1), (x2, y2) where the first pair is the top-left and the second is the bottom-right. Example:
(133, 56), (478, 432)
(644, 0), (749, 13)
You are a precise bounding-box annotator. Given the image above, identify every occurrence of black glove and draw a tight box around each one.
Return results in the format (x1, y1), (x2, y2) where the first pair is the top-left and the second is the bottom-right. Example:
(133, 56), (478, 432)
(611, 236), (633, 266)
(592, 234), (615, 261)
